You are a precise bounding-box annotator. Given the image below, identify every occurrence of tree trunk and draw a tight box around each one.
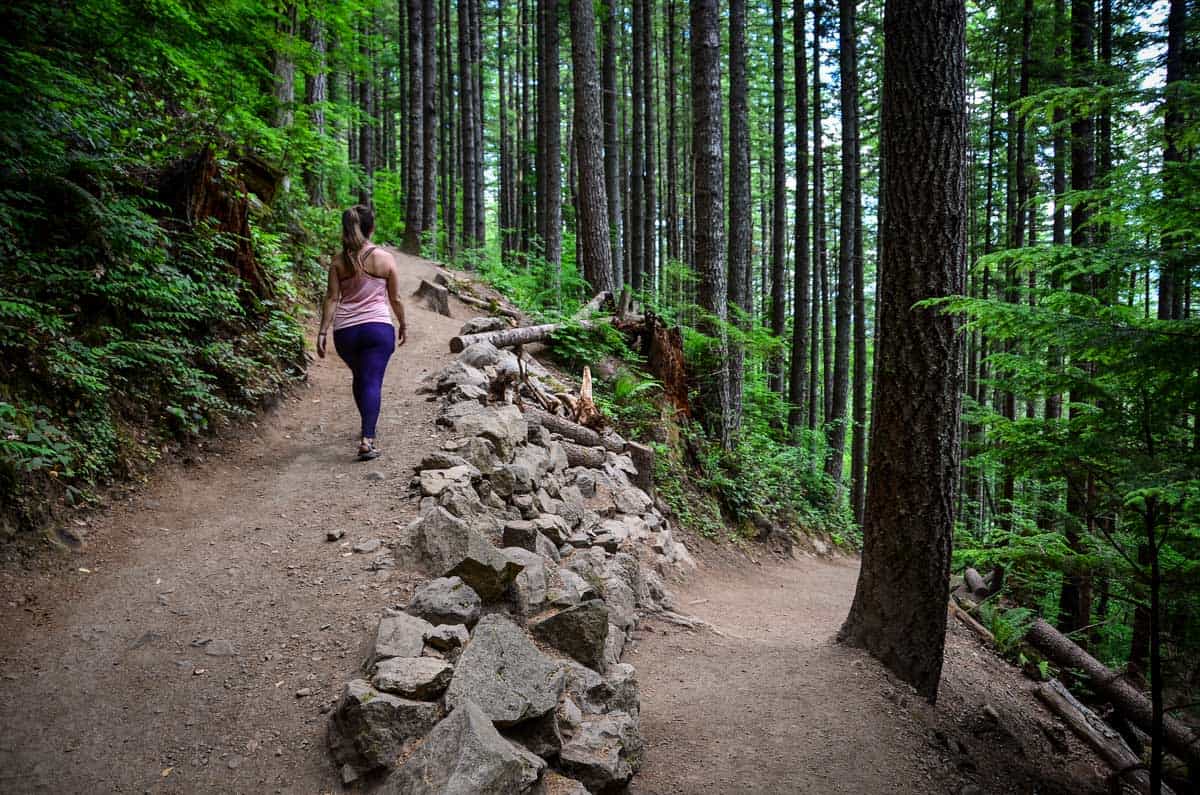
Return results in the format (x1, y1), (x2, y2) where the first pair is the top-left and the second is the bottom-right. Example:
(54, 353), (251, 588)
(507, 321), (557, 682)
(404, 0), (425, 254)
(303, 16), (327, 205)
(1159, 0), (1187, 320)
(769, 0), (788, 398)
(459, 0), (476, 250)
(813, 2), (831, 427)
(358, 25), (374, 205)
(839, 0), (967, 703)
(422, 0), (438, 241)
(666, 0), (680, 264)
(472, 0), (485, 245)
(629, 0), (645, 293)
(788, 0), (810, 433)
(602, 1), (623, 290)
(827, 0), (859, 485)
(1027, 617), (1200, 771)
(691, 0), (732, 449)
(537, 0), (563, 267)
(642, 0), (658, 296)
(568, 0), (615, 297)
(727, 0), (750, 434)
(273, 4), (297, 129)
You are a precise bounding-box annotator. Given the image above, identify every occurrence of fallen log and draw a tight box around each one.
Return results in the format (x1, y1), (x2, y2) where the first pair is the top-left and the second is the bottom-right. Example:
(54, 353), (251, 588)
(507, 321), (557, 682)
(574, 291), (612, 320)
(454, 290), (522, 320)
(964, 567), (990, 600)
(412, 279), (451, 316)
(560, 441), (606, 469)
(1026, 618), (1200, 769)
(948, 601), (995, 646)
(450, 322), (567, 354)
(523, 406), (624, 453)
(1036, 679), (1170, 795)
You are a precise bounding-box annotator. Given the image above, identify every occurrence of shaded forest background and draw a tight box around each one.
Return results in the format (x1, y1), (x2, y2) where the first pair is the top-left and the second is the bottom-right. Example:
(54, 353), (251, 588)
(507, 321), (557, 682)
(0, 0), (1197, 781)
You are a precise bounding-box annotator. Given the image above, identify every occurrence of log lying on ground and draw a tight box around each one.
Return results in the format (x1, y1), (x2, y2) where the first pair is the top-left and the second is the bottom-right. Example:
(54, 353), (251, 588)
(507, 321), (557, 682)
(1026, 618), (1200, 769)
(432, 272), (522, 319)
(451, 322), (570, 354)
(948, 601), (995, 645)
(560, 441), (606, 469)
(1036, 678), (1170, 795)
(574, 291), (612, 320)
(964, 567), (990, 600)
(523, 406), (625, 453)
(412, 279), (451, 316)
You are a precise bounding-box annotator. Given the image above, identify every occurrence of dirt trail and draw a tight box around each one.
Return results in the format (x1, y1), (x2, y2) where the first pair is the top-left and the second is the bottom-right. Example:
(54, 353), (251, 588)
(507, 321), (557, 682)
(0, 251), (1111, 795)
(629, 556), (1109, 795)
(0, 250), (457, 794)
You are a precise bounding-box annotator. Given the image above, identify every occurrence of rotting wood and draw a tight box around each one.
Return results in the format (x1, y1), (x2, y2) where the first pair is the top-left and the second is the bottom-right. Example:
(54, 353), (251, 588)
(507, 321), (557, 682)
(1026, 617), (1200, 769)
(574, 290), (613, 320)
(523, 406), (625, 453)
(1036, 679), (1170, 795)
(451, 321), (578, 353)
(964, 567), (990, 600)
(575, 366), (602, 429)
(412, 279), (451, 316)
(948, 601), (995, 645)
(560, 441), (606, 468)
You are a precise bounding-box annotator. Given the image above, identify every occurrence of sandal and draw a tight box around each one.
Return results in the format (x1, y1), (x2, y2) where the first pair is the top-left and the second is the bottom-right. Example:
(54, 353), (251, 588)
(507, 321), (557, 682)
(356, 440), (380, 461)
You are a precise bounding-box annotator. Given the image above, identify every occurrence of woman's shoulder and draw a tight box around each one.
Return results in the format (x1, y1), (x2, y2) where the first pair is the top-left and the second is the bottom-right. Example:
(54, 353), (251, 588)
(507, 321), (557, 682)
(365, 246), (396, 277)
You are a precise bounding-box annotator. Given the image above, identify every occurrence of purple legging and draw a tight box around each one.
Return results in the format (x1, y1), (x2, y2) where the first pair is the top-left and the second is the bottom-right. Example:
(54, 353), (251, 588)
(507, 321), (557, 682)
(333, 322), (395, 438)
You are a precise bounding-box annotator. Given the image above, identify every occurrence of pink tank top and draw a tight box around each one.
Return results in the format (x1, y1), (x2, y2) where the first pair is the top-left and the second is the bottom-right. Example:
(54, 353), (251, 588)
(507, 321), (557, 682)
(333, 248), (394, 331)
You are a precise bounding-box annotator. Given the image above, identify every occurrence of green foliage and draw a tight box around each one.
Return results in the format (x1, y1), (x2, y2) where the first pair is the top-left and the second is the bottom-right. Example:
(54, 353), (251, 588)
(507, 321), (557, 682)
(979, 603), (1036, 656)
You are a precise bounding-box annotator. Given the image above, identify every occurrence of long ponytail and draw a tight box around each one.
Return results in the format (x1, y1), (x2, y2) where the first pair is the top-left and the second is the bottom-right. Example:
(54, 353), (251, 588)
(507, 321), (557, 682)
(341, 205), (375, 275)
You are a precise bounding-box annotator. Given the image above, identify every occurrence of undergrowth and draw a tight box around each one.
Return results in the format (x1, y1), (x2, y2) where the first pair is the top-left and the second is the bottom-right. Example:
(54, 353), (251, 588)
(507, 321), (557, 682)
(453, 239), (853, 545)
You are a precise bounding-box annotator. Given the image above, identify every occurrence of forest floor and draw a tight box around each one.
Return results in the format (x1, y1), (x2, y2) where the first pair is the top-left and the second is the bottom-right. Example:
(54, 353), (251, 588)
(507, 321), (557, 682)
(0, 250), (1113, 794)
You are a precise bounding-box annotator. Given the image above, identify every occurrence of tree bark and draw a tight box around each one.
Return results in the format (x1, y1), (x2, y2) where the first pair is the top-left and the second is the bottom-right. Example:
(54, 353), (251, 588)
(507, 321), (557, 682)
(629, 0), (645, 293)
(690, 0), (732, 448)
(768, 0), (788, 398)
(838, 0), (967, 703)
(788, 0), (810, 433)
(727, 0), (750, 434)
(303, 15), (327, 205)
(602, 1), (623, 290)
(537, 0), (563, 267)
(422, 0), (438, 240)
(569, 0), (616, 297)
(1027, 618), (1200, 771)
(828, 0), (859, 485)
(459, 0), (477, 249)
(404, 0), (425, 254)
(642, 0), (658, 296)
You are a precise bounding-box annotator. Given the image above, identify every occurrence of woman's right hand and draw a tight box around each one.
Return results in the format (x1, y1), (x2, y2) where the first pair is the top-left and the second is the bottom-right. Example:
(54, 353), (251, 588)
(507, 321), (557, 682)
(317, 332), (328, 358)
(397, 324), (407, 348)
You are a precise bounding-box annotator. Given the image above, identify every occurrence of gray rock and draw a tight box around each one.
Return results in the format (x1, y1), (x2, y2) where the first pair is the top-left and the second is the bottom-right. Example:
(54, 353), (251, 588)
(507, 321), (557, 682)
(440, 402), (528, 460)
(382, 700), (544, 794)
(424, 623), (470, 652)
(353, 538), (382, 554)
(326, 529), (346, 542)
(513, 444), (552, 481)
(490, 462), (534, 497)
(372, 657), (454, 700)
(204, 639), (235, 657)
(533, 514), (570, 545)
(436, 360), (488, 394)
(420, 465), (480, 497)
(555, 567), (599, 604)
(558, 660), (608, 715)
(558, 711), (642, 792)
(600, 575), (638, 632)
(406, 576), (482, 628)
(438, 483), (487, 521)
(603, 622), (626, 670)
(397, 508), (524, 601)
(502, 520), (539, 551)
(505, 546), (549, 617)
(535, 533), (561, 563)
(445, 614), (564, 728)
(603, 663), (640, 717)
(606, 553), (645, 607)
(420, 451), (470, 471)
(444, 436), (503, 475)
(461, 317), (510, 336)
(547, 442), (569, 473)
(366, 470), (387, 482)
(370, 611), (436, 664)
(571, 470), (597, 498)
(530, 600), (610, 671)
(512, 493), (537, 518)
(533, 772), (590, 795)
(327, 679), (443, 777)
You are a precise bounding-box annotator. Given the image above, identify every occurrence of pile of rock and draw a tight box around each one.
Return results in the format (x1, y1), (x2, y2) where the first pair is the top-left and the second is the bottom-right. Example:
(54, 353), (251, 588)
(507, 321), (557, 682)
(327, 318), (696, 793)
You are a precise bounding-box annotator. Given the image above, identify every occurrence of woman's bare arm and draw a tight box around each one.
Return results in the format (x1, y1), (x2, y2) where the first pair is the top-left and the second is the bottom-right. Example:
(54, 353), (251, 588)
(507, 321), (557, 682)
(384, 254), (407, 346)
(317, 259), (341, 357)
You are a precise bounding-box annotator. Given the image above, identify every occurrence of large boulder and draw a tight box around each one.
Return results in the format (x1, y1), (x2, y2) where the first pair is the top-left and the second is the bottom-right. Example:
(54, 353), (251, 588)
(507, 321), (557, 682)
(435, 360), (488, 394)
(440, 402), (528, 460)
(490, 462), (535, 497)
(530, 600), (610, 671)
(504, 546), (550, 617)
(369, 611), (436, 666)
(372, 657), (454, 700)
(533, 772), (591, 795)
(406, 576), (482, 628)
(397, 508), (524, 601)
(443, 436), (503, 476)
(419, 465), (480, 498)
(557, 712), (643, 792)
(444, 614), (564, 728)
(382, 699), (544, 795)
(327, 679), (442, 778)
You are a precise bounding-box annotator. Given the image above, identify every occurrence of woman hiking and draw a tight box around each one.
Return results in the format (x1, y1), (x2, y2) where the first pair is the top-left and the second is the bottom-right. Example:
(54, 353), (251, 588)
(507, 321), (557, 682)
(317, 205), (408, 461)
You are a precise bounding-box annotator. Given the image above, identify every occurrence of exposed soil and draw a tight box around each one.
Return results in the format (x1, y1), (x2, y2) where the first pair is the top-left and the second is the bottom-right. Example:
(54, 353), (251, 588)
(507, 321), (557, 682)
(0, 250), (1115, 795)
